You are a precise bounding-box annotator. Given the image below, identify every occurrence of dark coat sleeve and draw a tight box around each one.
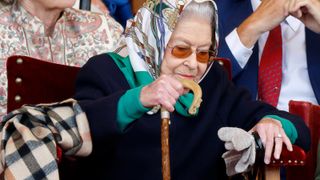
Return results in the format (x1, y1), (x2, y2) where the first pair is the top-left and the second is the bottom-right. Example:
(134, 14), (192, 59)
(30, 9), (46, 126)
(74, 54), (130, 144)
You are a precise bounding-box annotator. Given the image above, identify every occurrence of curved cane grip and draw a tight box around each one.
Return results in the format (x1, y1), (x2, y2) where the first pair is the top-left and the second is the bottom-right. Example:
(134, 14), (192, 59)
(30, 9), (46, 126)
(178, 78), (203, 115)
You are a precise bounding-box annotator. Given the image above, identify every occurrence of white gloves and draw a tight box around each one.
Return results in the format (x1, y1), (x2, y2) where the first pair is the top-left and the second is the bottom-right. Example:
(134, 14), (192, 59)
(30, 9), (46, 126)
(218, 127), (256, 176)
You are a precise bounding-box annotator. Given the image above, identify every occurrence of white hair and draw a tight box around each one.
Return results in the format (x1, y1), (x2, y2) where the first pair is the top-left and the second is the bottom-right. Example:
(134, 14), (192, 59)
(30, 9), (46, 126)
(179, 1), (215, 27)
(178, 0), (218, 54)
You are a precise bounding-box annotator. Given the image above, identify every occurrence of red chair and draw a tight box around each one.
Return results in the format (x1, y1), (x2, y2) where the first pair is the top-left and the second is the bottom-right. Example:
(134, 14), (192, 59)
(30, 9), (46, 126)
(6, 55), (81, 179)
(285, 100), (320, 180)
(263, 100), (320, 180)
(6, 55), (80, 113)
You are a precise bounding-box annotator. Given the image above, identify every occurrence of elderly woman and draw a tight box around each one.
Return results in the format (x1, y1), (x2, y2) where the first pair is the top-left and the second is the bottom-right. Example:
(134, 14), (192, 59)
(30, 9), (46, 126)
(74, 0), (310, 179)
(0, 0), (123, 119)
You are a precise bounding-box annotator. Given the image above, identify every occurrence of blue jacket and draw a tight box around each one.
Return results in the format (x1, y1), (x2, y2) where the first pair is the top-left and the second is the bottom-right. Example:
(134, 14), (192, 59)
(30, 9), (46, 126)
(71, 53), (310, 179)
(103, 0), (133, 27)
(216, 0), (320, 102)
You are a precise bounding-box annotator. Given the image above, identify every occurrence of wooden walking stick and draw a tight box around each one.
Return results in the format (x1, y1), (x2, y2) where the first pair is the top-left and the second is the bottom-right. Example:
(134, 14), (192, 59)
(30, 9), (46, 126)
(161, 78), (203, 180)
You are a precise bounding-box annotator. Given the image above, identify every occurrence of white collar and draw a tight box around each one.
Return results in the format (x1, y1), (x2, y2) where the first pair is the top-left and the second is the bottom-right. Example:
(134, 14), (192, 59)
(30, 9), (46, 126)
(251, 0), (301, 32)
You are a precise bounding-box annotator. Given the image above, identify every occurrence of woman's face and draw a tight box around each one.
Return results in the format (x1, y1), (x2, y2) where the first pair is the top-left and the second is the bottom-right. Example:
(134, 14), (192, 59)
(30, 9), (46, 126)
(161, 16), (212, 82)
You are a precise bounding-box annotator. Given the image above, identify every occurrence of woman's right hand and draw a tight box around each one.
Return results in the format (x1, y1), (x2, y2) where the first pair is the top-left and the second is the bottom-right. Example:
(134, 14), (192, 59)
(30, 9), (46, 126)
(289, 0), (320, 33)
(140, 74), (185, 112)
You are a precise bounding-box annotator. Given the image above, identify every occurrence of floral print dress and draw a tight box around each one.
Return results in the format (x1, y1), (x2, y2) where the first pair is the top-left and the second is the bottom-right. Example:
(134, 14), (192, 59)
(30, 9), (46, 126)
(0, 3), (124, 119)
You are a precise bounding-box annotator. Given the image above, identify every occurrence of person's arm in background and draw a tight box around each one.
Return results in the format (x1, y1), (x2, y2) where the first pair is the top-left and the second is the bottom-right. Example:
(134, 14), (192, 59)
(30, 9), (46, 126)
(289, 0), (320, 33)
(219, 0), (290, 77)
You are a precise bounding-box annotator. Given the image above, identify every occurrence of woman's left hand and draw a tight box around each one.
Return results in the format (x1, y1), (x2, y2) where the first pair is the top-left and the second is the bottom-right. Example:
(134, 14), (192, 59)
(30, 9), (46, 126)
(250, 117), (293, 164)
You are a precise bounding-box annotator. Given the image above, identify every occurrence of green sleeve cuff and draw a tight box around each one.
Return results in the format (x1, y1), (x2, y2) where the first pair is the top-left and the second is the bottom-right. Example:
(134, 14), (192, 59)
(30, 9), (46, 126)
(117, 86), (151, 132)
(264, 115), (298, 143)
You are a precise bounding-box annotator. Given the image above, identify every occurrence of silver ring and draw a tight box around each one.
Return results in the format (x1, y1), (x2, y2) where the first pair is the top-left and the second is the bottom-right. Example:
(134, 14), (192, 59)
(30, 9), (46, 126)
(275, 133), (282, 139)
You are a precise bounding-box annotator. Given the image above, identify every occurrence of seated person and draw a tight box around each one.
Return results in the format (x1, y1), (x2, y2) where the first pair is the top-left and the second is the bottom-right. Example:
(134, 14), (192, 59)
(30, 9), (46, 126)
(0, 0), (124, 119)
(216, 0), (320, 112)
(73, 0), (310, 179)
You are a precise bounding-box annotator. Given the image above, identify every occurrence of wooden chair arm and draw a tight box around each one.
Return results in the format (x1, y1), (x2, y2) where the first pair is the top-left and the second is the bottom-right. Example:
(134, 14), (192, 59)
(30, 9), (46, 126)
(268, 145), (307, 167)
(265, 145), (307, 180)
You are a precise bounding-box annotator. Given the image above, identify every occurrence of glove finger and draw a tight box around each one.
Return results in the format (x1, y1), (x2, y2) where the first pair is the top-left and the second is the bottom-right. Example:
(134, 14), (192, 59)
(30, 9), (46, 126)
(218, 127), (242, 141)
(236, 143), (256, 173)
(235, 153), (250, 173)
(239, 142), (256, 166)
(225, 142), (234, 150)
(231, 131), (254, 151)
(240, 146), (251, 164)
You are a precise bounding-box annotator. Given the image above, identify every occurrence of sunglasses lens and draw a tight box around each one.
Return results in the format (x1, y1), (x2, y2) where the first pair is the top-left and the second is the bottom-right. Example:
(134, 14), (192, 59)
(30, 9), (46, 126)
(196, 51), (209, 63)
(170, 46), (214, 64)
(172, 46), (192, 58)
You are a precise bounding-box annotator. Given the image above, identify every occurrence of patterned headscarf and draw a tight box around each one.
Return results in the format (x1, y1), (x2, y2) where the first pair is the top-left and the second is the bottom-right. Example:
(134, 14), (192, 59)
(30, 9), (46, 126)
(0, 0), (13, 3)
(124, 0), (219, 83)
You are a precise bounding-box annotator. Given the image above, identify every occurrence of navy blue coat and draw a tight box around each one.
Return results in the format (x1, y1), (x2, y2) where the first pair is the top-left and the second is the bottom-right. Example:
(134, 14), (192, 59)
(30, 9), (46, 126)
(72, 54), (310, 179)
(216, 0), (320, 102)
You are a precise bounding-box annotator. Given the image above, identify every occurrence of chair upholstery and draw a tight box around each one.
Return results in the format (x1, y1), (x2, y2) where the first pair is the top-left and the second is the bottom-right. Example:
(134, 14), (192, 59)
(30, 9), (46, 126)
(285, 100), (320, 180)
(7, 55), (80, 113)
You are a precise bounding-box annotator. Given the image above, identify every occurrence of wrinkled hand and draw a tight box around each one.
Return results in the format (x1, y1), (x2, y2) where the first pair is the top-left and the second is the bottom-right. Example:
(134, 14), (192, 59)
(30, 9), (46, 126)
(250, 117), (293, 164)
(237, 0), (290, 48)
(289, 0), (320, 33)
(140, 74), (185, 112)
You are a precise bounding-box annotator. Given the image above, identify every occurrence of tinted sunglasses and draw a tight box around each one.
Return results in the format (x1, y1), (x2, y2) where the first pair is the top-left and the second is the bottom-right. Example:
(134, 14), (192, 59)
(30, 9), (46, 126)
(167, 46), (216, 64)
